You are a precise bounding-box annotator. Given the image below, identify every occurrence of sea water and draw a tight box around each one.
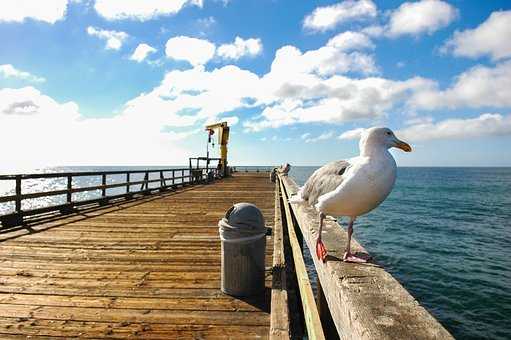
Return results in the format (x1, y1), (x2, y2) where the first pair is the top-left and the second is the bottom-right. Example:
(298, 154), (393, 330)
(290, 166), (511, 340)
(0, 166), (510, 339)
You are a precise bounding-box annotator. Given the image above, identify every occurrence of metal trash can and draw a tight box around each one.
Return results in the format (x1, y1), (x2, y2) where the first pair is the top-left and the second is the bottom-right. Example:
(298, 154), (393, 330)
(219, 203), (266, 296)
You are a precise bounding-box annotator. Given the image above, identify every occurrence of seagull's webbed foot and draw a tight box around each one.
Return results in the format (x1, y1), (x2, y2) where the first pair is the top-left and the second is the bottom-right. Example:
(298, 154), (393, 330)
(316, 238), (327, 263)
(343, 252), (370, 263)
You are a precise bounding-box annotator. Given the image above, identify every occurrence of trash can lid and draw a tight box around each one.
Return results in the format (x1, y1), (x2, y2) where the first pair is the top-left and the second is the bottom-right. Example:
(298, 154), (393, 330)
(219, 203), (266, 242)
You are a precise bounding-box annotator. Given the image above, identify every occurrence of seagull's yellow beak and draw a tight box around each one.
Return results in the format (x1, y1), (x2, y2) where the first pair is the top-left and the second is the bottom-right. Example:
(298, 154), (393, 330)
(395, 139), (412, 152)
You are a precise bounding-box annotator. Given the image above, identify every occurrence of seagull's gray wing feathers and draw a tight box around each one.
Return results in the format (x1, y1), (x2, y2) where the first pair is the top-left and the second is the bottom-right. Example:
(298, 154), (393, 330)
(302, 160), (350, 206)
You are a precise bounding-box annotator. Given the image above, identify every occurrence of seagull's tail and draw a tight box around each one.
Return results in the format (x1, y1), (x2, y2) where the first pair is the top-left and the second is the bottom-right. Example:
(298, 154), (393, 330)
(288, 187), (305, 204)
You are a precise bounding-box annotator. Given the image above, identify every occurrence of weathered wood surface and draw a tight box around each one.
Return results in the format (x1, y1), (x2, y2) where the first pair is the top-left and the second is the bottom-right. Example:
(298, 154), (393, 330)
(280, 174), (453, 340)
(279, 177), (325, 340)
(269, 182), (290, 339)
(0, 173), (275, 339)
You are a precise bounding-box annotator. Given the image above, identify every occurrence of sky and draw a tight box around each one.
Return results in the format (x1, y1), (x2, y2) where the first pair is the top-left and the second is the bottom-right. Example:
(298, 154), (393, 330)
(0, 0), (510, 169)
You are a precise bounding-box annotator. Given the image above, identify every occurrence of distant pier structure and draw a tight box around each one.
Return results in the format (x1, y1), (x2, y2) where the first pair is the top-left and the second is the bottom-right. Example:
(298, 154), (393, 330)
(0, 123), (453, 339)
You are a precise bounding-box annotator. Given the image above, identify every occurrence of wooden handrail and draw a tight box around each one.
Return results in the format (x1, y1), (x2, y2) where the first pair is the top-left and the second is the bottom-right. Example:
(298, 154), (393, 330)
(278, 174), (453, 340)
(0, 167), (192, 180)
(0, 176), (194, 203)
(270, 180), (290, 339)
(0, 167), (218, 228)
(278, 176), (325, 340)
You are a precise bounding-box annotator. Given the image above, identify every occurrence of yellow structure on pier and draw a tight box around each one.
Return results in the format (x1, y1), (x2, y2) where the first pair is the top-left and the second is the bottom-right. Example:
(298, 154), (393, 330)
(205, 121), (230, 176)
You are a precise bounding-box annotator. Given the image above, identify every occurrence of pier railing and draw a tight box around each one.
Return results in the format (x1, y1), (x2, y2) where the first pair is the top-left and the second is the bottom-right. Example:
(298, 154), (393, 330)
(0, 167), (219, 228)
(276, 172), (453, 340)
(232, 166), (275, 173)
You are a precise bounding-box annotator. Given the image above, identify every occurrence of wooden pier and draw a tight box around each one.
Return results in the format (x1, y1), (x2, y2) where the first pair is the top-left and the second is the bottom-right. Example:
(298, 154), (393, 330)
(0, 169), (453, 339)
(0, 173), (275, 338)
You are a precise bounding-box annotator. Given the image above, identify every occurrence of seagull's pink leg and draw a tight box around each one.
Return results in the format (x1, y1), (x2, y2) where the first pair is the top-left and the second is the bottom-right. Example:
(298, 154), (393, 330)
(343, 217), (368, 263)
(316, 212), (327, 262)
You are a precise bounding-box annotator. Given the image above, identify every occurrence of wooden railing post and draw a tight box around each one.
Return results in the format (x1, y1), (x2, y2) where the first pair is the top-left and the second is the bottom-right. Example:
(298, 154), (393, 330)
(126, 173), (130, 193)
(172, 170), (175, 187)
(66, 175), (72, 204)
(141, 172), (149, 194)
(101, 174), (106, 197)
(15, 175), (22, 213)
(160, 171), (166, 189)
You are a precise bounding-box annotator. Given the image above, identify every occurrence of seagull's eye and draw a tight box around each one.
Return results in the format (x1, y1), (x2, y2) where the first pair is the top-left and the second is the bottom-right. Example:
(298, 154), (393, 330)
(386, 131), (392, 136)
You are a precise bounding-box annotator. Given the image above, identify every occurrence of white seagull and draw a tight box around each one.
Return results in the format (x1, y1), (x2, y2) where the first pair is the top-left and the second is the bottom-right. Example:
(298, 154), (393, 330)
(290, 127), (412, 263)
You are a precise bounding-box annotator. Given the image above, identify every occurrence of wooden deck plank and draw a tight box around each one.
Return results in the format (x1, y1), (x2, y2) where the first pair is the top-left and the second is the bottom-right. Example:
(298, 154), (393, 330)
(0, 173), (275, 339)
(0, 318), (270, 339)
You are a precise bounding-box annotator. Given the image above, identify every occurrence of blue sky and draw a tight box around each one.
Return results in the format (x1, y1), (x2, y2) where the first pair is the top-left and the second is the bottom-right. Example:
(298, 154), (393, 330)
(0, 0), (510, 169)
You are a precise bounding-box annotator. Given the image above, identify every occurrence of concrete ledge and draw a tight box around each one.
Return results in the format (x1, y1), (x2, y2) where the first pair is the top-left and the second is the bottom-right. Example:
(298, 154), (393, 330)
(280, 175), (453, 340)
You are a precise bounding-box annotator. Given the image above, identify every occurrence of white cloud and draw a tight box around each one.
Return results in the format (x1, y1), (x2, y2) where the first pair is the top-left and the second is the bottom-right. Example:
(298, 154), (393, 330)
(0, 64), (45, 83)
(165, 129), (201, 141)
(130, 43), (157, 62)
(397, 113), (511, 141)
(124, 65), (258, 127)
(304, 131), (335, 143)
(0, 0), (68, 24)
(327, 31), (374, 51)
(300, 132), (311, 140)
(243, 74), (431, 131)
(387, 0), (458, 37)
(94, 0), (203, 21)
(338, 127), (365, 139)
(125, 28), (510, 136)
(165, 36), (216, 66)
(59, 24), (511, 147)
(0, 87), (73, 116)
(442, 10), (511, 61)
(269, 44), (378, 78)
(87, 26), (128, 50)
(222, 116), (239, 126)
(303, 0), (377, 32)
(119, 35), (381, 136)
(217, 37), (263, 60)
(361, 25), (384, 37)
(0, 87), (190, 167)
(410, 60), (511, 110)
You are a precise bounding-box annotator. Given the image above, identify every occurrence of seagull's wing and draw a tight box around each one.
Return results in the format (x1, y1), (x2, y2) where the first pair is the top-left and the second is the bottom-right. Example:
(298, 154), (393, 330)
(302, 160), (351, 206)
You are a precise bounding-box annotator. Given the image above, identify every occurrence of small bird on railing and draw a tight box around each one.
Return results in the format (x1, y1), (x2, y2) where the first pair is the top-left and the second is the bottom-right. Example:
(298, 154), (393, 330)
(280, 163), (291, 175)
(289, 127), (411, 263)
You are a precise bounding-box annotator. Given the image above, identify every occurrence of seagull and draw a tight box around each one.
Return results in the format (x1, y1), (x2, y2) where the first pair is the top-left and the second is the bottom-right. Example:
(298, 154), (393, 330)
(290, 127), (412, 263)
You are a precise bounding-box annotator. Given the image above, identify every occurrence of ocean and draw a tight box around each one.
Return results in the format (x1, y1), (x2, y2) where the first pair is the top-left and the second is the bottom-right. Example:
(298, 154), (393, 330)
(291, 166), (511, 340)
(1, 166), (510, 339)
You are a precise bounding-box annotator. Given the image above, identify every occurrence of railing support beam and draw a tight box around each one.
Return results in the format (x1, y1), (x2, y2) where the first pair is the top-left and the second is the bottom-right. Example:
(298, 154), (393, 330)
(0, 167), (218, 229)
